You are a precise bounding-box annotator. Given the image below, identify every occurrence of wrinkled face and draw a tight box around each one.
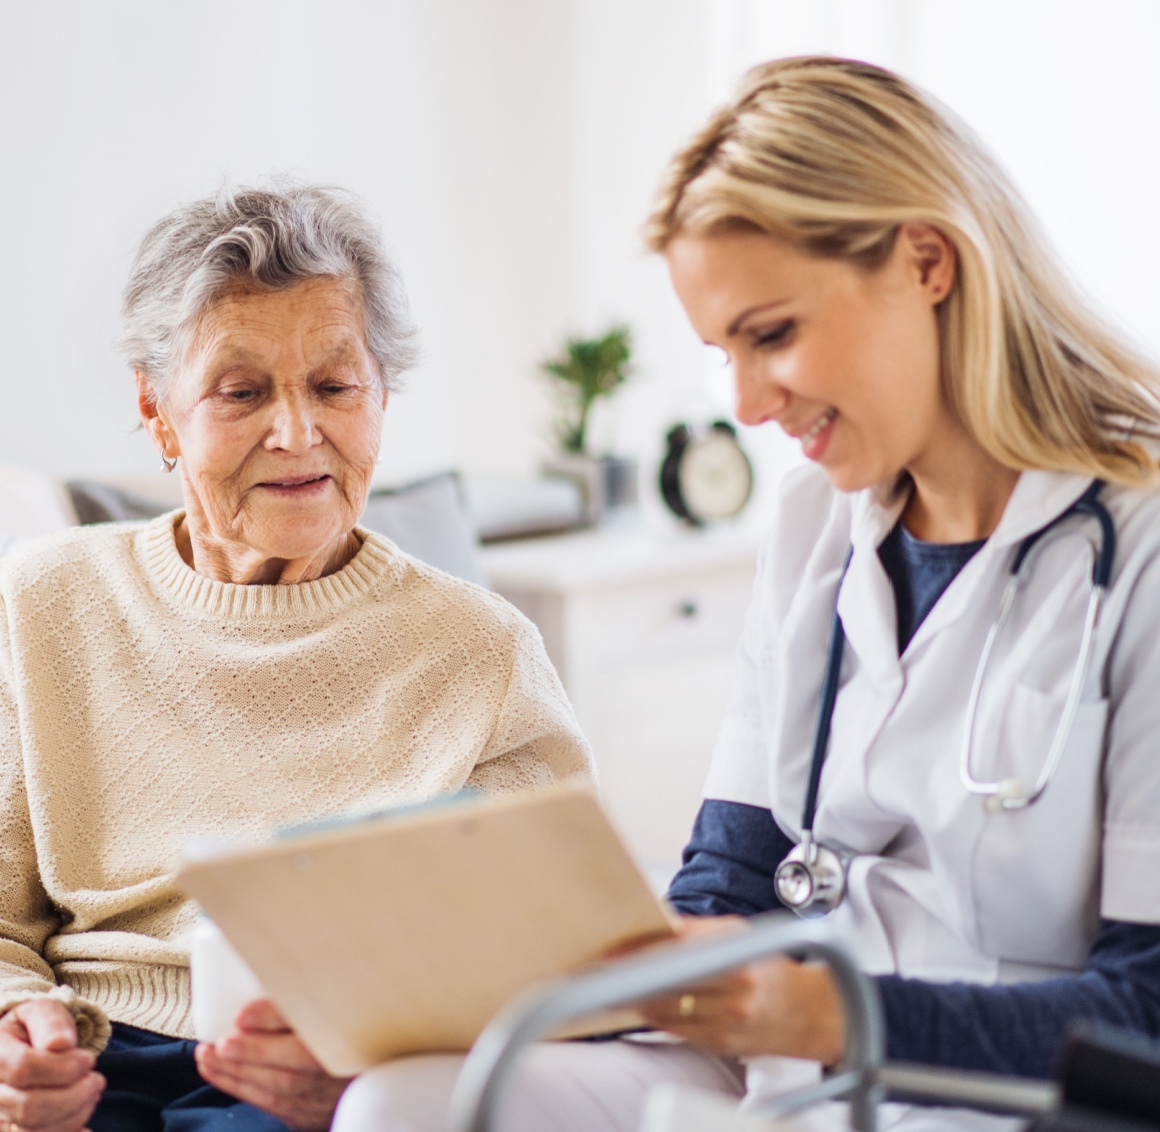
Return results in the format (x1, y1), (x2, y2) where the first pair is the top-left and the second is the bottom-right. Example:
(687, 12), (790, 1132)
(664, 226), (951, 493)
(152, 278), (387, 562)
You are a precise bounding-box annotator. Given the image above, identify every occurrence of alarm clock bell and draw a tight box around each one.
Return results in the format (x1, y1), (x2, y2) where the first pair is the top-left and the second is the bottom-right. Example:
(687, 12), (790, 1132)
(660, 421), (754, 526)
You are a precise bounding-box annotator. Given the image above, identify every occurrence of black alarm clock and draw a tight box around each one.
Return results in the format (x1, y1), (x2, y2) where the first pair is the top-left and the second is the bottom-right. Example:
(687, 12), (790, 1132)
(660, 421), (754, 525)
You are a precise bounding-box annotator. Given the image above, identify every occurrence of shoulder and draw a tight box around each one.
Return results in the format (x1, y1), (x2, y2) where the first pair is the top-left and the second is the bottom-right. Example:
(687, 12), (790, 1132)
(0, 519), (153, 604)
(359, 530), (538, 651)
(753, 463), (853, 607)
(1101, 478), (1160, 548)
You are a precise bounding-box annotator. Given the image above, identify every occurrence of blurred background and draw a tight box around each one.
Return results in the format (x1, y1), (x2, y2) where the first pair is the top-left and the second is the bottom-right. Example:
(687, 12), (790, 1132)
(5, 0), (1159, 496)
(4, 0), (1158, 873)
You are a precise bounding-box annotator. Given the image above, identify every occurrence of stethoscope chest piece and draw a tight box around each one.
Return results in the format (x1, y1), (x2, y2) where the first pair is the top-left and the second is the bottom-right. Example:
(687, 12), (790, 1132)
(774, 837), (847, 919)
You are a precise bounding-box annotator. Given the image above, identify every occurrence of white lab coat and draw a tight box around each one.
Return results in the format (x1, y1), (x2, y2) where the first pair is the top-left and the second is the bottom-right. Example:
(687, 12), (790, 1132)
(705, 464), (1160, 1129)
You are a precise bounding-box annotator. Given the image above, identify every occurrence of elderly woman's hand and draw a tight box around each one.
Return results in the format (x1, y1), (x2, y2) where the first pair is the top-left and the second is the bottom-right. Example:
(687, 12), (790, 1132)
(0, 999), (104, 1132)
(194, 1000), (350, 1131)
(635, 916), (847, 1066)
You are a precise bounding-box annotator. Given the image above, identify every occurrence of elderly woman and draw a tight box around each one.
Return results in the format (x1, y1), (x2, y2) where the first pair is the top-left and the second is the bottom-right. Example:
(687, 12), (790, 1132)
(0, 184), (592, 1132)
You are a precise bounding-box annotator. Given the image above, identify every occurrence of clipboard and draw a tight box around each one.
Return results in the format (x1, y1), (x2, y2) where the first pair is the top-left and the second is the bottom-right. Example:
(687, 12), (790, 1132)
(177, 784), (674, 1075)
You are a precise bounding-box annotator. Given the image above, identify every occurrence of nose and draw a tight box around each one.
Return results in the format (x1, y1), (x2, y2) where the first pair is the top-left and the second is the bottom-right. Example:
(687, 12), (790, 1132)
(265, 390), (322, 454)
(732, 355), (790, 427)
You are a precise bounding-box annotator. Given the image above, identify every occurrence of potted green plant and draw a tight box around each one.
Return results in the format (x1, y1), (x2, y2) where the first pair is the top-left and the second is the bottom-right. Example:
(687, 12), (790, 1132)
(540, 324), (638, 524)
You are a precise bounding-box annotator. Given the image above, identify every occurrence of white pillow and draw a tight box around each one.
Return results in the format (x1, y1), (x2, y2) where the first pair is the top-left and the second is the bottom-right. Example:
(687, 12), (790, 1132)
(0, 464), (77, 540)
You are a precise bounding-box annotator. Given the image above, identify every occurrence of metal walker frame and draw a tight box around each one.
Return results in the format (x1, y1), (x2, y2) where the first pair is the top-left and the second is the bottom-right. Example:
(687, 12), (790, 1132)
(447, 912), (1059, 1132)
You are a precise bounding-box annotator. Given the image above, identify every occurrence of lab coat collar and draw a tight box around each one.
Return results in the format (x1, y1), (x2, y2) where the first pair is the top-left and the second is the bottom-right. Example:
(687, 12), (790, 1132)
(837, 481), (908, 688)
(835, 469), (1095, 685)
(845, 468), (1095, 556)
(986, 470), (1096, 549)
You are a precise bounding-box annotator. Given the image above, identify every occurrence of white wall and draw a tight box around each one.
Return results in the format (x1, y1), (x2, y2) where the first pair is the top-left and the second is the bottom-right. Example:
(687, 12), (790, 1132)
(3, 2), (1160, 509)
(711, 0), (1160, 358)
(0, 1), (586, 484)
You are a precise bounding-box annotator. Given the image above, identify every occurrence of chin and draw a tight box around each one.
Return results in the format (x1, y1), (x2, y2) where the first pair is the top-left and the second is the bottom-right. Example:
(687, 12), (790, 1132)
(818, 454), (899, 496)
(246, 517), (350, 561)
(820, 467), (875, 495)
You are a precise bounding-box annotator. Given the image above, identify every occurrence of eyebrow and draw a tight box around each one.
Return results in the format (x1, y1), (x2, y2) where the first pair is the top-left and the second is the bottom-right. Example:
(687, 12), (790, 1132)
(726, 300), (791, 337)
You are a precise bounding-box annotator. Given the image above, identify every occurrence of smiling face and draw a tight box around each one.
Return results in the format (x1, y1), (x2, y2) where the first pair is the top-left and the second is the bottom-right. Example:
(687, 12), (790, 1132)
(139, 277), (388, 582)
(664, 224), (960, 494)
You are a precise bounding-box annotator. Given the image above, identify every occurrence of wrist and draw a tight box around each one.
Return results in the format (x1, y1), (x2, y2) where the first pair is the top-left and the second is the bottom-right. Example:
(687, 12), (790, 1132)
(800, 962), (846, 1067)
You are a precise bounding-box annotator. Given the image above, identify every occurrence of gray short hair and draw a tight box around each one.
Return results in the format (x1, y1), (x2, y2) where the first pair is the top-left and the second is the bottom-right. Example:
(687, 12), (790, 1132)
(121, 181), (419, 399)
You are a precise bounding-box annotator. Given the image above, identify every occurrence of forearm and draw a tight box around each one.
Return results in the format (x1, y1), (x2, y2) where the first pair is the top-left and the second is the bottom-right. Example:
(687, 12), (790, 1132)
(0, 612), (101, 1040)
(667, 800), (794, 917)
(877, 922), (1160, 1079)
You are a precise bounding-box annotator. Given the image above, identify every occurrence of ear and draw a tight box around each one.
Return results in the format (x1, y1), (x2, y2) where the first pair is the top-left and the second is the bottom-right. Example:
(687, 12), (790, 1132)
(899, 222), (957, 306)
(136, 372), (178, 460)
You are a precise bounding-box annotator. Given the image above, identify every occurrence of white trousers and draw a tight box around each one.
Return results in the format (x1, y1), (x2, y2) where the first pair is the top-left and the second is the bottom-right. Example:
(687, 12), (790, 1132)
(331, 1038), (745, 1132)
(332, 1042), (1032, 1132)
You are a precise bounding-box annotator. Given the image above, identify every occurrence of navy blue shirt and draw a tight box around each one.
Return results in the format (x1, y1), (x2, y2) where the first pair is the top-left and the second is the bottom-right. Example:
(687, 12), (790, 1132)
(668, 521), (1160, 1079)
(876, 522), (985, 651)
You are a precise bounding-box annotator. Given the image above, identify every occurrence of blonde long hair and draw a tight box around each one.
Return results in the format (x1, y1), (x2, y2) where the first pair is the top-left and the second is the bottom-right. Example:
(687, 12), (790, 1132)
(645, 56), (1160, 487)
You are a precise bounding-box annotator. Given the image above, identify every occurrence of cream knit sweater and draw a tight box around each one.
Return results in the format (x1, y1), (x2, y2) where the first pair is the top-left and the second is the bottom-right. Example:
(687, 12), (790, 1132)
(0, 514), (593, 1049)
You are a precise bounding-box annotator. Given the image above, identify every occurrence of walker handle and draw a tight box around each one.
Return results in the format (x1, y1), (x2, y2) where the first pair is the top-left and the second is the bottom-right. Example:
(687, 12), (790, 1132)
(446, 912), (885, 1132)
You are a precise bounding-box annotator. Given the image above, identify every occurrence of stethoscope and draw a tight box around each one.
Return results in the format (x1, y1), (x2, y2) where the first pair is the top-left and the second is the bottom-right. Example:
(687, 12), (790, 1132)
(773, 479), (1116, 919)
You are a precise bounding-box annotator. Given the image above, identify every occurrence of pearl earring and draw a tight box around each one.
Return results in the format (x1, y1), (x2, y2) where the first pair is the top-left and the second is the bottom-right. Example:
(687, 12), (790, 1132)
(160, 454), (177, 474)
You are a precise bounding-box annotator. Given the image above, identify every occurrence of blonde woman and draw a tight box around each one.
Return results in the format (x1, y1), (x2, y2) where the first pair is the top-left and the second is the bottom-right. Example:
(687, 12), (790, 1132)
(335, 57), (1160, 1131)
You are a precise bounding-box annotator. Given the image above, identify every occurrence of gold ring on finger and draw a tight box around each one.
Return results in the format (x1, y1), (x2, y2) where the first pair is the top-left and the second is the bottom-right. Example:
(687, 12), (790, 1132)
(678, 993), (696, 1020)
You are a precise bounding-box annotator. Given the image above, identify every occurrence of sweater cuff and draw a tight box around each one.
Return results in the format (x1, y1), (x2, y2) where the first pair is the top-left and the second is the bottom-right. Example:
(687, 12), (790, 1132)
(0, 985), (112, 1053)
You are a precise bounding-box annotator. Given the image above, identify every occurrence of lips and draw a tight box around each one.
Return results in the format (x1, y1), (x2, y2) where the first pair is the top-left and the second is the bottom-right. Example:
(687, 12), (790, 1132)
(258, 474), (330, 488)
(798, 408), (836, 445)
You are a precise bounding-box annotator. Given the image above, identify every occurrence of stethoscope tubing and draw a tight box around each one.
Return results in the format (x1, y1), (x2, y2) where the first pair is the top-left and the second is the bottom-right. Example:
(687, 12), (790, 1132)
(960, 481), (1112, 809)
(780, 479), (1115, 918)
(801, 479), (1114, 838)
(800, 548), (853, 860)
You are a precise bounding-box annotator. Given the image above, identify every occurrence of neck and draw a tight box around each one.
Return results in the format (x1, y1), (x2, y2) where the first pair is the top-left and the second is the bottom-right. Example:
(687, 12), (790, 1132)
(901, 423), (1020, 544)
(174, 519), (361, 585)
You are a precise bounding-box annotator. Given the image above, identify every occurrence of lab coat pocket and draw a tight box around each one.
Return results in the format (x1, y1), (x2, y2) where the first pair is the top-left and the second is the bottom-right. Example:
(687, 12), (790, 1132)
(972, 684), (1107, 968)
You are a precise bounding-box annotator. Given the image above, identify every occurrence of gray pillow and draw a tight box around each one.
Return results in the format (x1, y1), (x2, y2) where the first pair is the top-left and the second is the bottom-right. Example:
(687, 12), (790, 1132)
(67, 481), (170, 525)
(359, 471), (486, 585)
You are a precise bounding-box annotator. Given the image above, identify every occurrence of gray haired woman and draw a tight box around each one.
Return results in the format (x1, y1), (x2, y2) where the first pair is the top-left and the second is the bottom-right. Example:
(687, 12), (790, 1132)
(0, 184), (592, 1132)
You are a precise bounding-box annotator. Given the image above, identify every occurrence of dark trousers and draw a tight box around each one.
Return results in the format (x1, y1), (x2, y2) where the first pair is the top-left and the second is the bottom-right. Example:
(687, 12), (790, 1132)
(91, 1023), (292, 1131)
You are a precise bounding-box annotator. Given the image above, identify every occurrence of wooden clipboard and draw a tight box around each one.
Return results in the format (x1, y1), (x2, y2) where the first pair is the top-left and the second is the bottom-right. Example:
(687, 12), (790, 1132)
(177, 784), (674, 1075)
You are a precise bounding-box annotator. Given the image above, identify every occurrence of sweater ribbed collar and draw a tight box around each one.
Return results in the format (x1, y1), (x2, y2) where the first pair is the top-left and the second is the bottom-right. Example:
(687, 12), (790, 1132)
(139, 511), (397, 619)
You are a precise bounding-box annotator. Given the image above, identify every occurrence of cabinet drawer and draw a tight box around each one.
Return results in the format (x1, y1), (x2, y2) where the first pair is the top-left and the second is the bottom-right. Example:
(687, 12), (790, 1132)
(567, 564), (753, 666)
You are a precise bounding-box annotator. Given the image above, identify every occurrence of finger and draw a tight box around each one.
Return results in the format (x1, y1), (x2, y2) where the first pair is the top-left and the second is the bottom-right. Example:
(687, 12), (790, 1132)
(233, 1000), (289, 1034)
(638, 989), (748, 1031)
(197, 1042), (308, 1091)
(202, 1030), (320, 1074)
(603, 927), (677, 960)
(219, 1035), (319, 1073)
(195, 1054), (343, 1130)
(0, 1033), (96, 1090)
(0, 1070), (104, 1130)
(196, 1046), (312, 1107)
(670, 915), (747, 940)
(194, 1067), (297, 1128)
(15, 1001), (80, 1054)
(639, 977), (748, 1017)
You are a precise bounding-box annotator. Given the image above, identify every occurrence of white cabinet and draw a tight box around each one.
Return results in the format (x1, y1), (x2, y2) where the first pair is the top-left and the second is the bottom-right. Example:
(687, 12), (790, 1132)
(480, 525), (761, 876)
